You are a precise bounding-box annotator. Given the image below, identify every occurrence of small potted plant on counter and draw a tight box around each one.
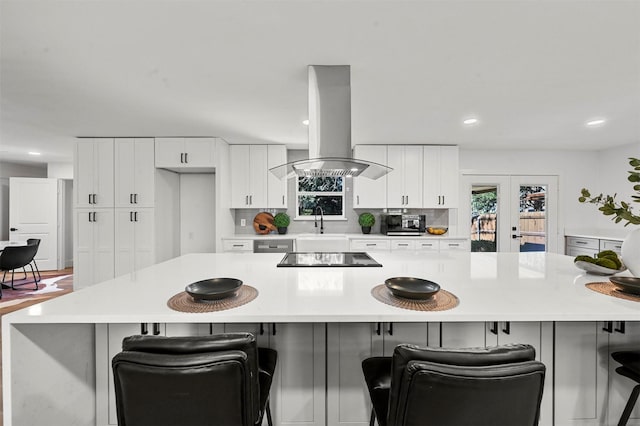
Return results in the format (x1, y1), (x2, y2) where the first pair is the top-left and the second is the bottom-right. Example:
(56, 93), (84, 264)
(274, 212), (291, 234)
(358, 212), (375, 234)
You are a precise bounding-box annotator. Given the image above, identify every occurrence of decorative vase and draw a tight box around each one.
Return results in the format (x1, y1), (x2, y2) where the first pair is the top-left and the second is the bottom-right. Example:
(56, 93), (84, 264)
(361, 226), (371, 234)
(277, 227), (288, 235)
(621, 228), (640, 277)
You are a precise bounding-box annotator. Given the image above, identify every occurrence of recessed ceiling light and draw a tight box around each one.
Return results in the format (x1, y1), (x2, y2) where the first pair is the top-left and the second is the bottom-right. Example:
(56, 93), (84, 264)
(463, 118), (479, 125)
(28, 151), (41, 156)
(302, 120), (309, 126)
(586, 119), (606, 127)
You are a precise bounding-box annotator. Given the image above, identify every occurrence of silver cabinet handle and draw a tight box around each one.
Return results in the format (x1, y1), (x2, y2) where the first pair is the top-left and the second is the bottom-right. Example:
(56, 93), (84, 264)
(184, 153), (188, 163)
(282, 195), (285, 205)
(180, 153), (184, 163)
(357, 195), (360, 205)
(249, 195), (252, 205)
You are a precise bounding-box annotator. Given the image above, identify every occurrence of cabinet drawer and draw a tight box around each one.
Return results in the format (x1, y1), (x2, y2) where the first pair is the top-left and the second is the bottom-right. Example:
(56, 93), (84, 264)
(566, 246), (597, 257)
(222, 239), (252, 252)
(350, 239), (391, 252)
(440, 239), (470, 251)
(566, 237), (599, 250)
(391, 240), (416, 251)
(600, 239), (623, 254)
(415, 240), (439, 251)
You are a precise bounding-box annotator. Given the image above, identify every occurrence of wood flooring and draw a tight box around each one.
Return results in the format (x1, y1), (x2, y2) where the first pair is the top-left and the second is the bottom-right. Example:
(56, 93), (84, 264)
(0, 268), (73, 426)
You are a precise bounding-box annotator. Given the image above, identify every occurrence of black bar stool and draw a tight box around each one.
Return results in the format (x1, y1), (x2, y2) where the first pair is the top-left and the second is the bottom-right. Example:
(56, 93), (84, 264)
(612, 350), (640, 426)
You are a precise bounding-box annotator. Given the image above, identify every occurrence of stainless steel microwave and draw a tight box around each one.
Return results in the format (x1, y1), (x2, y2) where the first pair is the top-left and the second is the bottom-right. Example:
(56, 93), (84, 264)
(380, 214), (426, 235)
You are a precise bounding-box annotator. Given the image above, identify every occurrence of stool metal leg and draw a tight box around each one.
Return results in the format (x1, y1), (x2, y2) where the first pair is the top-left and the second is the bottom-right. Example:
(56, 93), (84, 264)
(266, 400), (273, 426)
(619, 384), (640, 426)
(369, 409), (376, 426)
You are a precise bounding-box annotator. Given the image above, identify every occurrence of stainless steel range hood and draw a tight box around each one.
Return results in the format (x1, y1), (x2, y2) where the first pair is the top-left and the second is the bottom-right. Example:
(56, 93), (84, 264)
(269, 65), (392, 179)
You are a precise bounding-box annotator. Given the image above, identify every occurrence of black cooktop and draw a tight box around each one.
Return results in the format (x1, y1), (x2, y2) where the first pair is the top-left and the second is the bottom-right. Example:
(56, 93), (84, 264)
(277, 252), (383, 267)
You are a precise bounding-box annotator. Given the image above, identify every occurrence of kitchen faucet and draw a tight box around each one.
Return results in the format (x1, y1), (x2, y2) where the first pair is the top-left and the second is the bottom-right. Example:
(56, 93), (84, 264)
(314, 205), (324, 234)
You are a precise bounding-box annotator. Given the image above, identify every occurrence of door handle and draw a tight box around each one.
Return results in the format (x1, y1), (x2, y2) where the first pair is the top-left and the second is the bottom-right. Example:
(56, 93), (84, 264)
(615, 321), (626, 334)
(283, 195), (285, 205)
(10, 227), (17, 231)
(387, 322), (394, 336)
(260, 323), (265, 335)
(89, 194), (92, 204)
(93, 194), (97, 204)
(512, 234), (522, 239)
(489, 322), (498, 335)
(356, 195), (360, 205)
(130, 211), (133, 222)
(134, 212), (138, 222)
(271, 323), (277, 336)
(130, 194), (133, 204)
(603, 321), (613, 334)
(184, 153), (188, 163)
(502, 321), (511, 335)
(375, 322), (381, 336)
(140, 323), (148, 335)
(152, 323), (161, 335)
(180, 153), (184, 163)
(134, 193), (138, 204)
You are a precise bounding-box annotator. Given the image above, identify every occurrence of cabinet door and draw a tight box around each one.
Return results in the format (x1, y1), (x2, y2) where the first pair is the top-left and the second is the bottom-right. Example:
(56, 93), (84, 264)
(269, 323), (326, 426)
(440, 322), (486, 348)
(386, 147), (405, 208)
(267, 145), (287, 209)
(381, 322), (429, 355)
(608, 321), (640, 425)
(114, 208), (155, 277)
(154, 138), (185, 167)
(353, 145), (387, 208)
(115, 139), (136, 208)
(184, 138), (215, 167)
(75, 209), (96, 290)
(555, 322), (609, 426)
(440, 239), (470, 251)
(230, 145), (251, 208)
(93, 209), (115, 284)
(132, 139), (155, 207)
(75, 139), (114, 208)
(423, 146), (458, 208)
(76, 208), (114, 289)
(249, 145), (268, 208)
(403, 146), (423, 208)
(327, 323), (380, 426)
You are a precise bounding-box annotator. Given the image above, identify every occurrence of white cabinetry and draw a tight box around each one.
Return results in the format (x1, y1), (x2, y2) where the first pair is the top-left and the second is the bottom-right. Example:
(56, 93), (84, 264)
(350, 239), (391, 252)
(565, 236), (624, 257)
(555, 321), (640, 426)
(74, 208), (114, 290)
(423, 146), (459, 208)
(386, 145), (423, 208)
(352, 145), (387, 208)
(222, 238), (253, 253)
(267, 145), (287, 209)
(440, 238), (470, 251)
(231, 145), (287, 209)
(155, 137), (216, 169)
(114, 208), (155, 276)
(115, 138), (155, 208)
(75, 138), (114, 208)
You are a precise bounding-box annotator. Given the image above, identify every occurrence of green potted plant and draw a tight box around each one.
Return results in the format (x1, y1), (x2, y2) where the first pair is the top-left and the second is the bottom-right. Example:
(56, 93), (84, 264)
(579, 157), (640, 276)
(358, 212), (375, 234)
(273, 212), (291, 234)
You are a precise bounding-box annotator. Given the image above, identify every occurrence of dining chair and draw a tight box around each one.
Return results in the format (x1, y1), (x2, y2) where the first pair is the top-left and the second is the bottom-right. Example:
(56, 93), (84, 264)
(0, 244), (40, 296)
(362, 343), (546, 426)
(112, 332), (277, 426)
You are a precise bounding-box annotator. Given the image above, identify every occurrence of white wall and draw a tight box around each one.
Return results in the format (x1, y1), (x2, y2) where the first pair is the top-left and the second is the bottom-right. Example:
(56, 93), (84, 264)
(47, 162), (73, 179)
(180, 174), (216, 254)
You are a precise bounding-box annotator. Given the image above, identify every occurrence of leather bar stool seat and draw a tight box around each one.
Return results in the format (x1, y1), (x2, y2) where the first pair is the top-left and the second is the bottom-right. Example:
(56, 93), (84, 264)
(612, 350), (640, 426)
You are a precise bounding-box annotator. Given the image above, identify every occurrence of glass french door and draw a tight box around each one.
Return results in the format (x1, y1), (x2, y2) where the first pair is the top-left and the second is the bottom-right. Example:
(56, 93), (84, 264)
(460, 175), (558, 253)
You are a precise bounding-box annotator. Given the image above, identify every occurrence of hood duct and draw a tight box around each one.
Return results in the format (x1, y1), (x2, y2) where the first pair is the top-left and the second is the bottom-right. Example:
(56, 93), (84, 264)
(269, 65), (392, 179)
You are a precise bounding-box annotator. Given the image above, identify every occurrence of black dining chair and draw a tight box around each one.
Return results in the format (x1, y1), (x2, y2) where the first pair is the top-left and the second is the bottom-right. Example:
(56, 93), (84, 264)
(362, 343), (546, 426)
(112, 332), (277, 426)
(611, 350), (640, 426)
(26, 238), (42, 282)
(0, 244), (40, 296)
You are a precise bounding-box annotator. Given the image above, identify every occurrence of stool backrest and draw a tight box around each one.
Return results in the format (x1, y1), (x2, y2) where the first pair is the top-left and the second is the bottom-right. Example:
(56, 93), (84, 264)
(388, 344), (545, 426)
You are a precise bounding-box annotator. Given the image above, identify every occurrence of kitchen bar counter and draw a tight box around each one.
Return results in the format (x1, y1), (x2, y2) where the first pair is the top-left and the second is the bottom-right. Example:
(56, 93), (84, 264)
(3, 251), (639, 324)
(3, 252), (639, 425)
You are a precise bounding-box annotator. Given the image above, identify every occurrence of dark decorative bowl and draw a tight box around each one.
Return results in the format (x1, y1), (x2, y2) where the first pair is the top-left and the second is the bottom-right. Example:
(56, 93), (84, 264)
(185, 278), (243, 301)
(610, 276), (640, 296)
(384, 277), (441, 300)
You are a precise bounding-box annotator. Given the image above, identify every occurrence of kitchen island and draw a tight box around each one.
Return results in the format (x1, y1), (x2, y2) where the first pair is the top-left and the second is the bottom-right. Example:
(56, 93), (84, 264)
(3, 251), (640, 425)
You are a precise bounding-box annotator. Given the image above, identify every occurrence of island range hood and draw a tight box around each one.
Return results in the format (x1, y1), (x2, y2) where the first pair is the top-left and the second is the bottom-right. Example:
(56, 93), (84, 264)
(269, 65), (392, 179)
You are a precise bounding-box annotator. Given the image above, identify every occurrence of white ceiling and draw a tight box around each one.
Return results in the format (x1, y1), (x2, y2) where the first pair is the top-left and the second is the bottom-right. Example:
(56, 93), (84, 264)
(1, 0), (639, 165)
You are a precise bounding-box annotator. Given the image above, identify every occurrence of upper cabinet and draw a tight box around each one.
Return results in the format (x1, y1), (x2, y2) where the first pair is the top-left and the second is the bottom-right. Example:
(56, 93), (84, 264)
(155, 137), (216, 170)
(352, 145), (387, 209)
(75, 138), (114, 208)
(267, 145), (287, 209)
(387, 145), (423, 208)
(423, 146), (459, 208)
(230, 144), (287, 209)
(115, 138), (155, 208)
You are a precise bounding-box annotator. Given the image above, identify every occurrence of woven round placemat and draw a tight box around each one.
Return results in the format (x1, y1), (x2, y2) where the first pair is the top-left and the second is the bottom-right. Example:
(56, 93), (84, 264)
(167, 285), (258, 313)
(586, 282), (640, 302)
(371, 284), (459, 312)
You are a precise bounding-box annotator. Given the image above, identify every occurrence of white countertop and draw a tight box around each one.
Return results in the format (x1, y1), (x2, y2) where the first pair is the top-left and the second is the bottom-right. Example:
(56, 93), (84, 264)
(4, 252), (639, 324)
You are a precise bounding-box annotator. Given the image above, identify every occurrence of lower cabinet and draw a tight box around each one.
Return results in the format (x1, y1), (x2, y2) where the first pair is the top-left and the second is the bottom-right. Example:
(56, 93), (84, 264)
(555, 321), (640, 426)
(326, 322), (437, 426)
(440, 321), (554, 426)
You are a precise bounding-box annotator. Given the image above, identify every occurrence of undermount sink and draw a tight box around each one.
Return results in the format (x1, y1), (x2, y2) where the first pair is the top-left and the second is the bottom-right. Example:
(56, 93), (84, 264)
(295, 234), (350, 252)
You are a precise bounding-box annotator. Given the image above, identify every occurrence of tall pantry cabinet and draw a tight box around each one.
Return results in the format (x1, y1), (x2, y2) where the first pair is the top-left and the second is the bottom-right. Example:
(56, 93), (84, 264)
(74, 138), (156, 289)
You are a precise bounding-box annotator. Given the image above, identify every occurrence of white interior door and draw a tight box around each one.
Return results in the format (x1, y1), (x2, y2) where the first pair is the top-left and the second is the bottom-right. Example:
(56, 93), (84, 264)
(9, 177), (60, 270)
(460, 175), (559, 253)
